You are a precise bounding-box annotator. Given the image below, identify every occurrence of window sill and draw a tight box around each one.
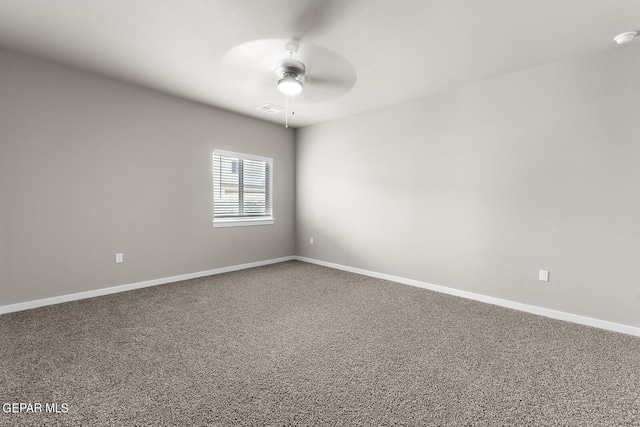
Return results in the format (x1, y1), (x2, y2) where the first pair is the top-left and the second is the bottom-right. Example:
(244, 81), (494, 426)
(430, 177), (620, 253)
(212, 217), (275, 228)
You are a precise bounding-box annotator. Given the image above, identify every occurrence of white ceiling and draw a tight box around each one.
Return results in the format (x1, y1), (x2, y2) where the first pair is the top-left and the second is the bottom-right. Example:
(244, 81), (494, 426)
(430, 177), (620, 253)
(0, 0), (638, 128)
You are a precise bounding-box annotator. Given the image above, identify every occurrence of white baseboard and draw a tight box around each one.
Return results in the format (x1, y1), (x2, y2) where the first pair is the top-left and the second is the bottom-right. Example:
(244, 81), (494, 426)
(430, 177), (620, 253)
(295, 256), (640, 337)
(0, 256), (296, 315)
(4, 255), (639, 338)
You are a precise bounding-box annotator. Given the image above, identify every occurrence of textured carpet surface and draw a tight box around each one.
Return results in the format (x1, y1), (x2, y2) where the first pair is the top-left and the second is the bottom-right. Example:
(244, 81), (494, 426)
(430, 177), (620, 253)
(1, 260), (640, 426)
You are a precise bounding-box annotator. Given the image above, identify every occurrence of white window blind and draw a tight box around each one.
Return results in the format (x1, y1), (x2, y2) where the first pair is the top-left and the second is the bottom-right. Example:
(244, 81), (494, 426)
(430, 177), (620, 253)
(213, 150), (273, 227)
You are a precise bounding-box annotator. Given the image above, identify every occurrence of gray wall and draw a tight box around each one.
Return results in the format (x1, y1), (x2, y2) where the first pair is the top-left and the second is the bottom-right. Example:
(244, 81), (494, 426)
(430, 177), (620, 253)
(296, 44), (640, 328)
(4, 42), (640, 330)
(0, 49), (296, 306)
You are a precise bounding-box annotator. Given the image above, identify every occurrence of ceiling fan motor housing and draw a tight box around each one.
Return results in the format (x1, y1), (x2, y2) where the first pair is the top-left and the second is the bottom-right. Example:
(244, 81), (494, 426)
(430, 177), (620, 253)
(276, 58), (305, 83)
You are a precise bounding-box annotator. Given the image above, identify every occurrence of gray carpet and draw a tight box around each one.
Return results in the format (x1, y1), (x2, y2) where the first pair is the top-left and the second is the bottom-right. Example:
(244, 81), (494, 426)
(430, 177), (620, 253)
(1, 260), (639, 426)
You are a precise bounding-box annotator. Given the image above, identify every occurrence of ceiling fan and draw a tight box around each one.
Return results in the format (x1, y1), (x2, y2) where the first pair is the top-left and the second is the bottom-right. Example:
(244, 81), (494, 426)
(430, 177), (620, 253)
(220, 38), (356, 104)
(219, 1), (356, 126)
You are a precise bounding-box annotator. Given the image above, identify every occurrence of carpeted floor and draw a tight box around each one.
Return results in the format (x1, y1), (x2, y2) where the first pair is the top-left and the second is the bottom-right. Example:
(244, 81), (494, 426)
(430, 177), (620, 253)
(1, 260), (639, 426)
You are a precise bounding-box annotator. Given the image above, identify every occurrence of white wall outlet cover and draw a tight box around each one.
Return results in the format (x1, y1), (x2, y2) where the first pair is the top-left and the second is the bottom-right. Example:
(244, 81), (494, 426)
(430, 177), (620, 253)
(539, 270), (549, 282)
(115, 253), (124, 263)
(310, 237), (314, 244)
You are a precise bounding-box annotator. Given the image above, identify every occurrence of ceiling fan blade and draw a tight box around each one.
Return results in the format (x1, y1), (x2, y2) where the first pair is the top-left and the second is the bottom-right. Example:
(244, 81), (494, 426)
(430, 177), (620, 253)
(300, 73), (356, 103)
(293, 0), (351, 40)
(220, 39), (283, 97)
(306, 74), (356, 90)
(297, 42), (357, 103)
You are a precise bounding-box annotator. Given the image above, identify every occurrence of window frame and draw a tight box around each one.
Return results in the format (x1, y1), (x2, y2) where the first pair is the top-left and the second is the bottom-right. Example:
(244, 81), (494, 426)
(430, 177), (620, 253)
(212, 149), (275, 228)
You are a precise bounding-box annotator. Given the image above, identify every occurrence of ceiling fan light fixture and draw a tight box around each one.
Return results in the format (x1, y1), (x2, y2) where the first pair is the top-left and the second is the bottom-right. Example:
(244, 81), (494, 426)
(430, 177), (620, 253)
(614, 31), (637, 44)
(277, 74), (303, 95)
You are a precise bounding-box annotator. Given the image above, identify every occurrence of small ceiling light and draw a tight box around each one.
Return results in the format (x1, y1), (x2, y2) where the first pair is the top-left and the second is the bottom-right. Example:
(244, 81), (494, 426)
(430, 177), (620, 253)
(614, 31), (637, 45)
(277, 74), (303, 95)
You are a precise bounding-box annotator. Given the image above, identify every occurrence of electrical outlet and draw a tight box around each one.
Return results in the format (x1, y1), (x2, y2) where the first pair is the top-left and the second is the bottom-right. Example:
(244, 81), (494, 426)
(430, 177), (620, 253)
(310, 237), (314, 244)
(539, 270), (549, 282)
(115, 253), (123, 263)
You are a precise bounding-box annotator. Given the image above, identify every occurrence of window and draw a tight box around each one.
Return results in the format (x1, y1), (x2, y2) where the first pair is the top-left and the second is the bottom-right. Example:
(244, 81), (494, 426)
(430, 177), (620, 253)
(212, 150), (274, 227)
